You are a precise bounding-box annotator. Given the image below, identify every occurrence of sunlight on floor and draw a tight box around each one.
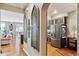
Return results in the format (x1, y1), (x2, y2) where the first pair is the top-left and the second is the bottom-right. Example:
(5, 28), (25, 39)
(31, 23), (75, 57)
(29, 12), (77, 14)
(0, 38), (26, 56)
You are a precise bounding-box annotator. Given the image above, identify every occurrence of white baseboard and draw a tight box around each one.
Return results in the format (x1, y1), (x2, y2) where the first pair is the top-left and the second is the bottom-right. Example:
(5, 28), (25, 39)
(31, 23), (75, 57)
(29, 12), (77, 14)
(23, 48), (30, 56)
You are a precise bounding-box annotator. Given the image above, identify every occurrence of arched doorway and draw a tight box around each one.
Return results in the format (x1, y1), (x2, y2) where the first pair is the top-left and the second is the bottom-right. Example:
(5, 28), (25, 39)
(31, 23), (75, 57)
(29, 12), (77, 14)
(41, 3), (77, 56)
(40, 3), (50, 56)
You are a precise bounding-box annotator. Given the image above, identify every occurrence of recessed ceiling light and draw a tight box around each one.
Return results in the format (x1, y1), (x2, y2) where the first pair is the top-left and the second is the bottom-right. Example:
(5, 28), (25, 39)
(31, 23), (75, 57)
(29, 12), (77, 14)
(53, 9), (58, 14)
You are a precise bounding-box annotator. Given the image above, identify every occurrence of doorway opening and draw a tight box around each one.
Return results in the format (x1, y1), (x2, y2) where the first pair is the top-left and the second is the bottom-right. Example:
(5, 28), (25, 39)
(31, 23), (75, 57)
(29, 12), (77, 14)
(0, 9), (25, 56)
(46, 3), (77, 56)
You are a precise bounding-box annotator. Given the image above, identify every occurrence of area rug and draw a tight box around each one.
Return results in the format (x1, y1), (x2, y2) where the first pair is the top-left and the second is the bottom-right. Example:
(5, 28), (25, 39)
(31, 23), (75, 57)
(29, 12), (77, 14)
(56, 48), (77, 56)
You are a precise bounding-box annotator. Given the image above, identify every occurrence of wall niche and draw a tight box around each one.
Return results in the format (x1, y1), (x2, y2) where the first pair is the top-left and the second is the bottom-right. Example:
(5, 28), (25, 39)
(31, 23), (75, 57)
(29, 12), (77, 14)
(31, 5), (40, 51)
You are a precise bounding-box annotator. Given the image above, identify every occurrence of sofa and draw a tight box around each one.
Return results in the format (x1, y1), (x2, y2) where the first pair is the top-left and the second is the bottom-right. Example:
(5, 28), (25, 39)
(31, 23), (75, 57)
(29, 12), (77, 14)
(0, 35), (11, 45)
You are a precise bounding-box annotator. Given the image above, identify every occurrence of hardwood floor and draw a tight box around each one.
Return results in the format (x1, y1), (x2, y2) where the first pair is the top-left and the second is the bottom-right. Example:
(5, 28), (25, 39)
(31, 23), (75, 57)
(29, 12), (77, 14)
(0, 39), (26, 56)
(47, 42), (63, 56)
(0, 39), (63, 56)
(0, 39), (76, 56)
(47, 42), (77, 56)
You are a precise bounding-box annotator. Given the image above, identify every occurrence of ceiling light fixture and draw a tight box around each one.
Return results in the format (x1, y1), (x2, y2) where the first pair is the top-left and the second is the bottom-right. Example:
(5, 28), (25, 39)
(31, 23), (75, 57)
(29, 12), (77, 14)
(53, 9), (58, 14)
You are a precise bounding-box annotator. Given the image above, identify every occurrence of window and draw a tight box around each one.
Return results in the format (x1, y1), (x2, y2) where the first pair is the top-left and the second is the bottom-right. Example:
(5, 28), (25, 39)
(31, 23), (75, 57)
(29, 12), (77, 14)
(0, 22), (6, 35)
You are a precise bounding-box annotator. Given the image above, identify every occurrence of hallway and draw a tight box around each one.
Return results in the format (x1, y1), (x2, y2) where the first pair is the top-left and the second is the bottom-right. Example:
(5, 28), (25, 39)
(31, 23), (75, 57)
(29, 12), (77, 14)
(0, 3), (78, 56)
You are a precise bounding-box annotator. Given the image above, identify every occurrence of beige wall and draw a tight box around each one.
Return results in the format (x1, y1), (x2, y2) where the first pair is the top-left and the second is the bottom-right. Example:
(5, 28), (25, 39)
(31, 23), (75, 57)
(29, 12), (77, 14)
(77, 4), (79, 56)
(67, 11), (77, 38)
(23, 3), (50, 56)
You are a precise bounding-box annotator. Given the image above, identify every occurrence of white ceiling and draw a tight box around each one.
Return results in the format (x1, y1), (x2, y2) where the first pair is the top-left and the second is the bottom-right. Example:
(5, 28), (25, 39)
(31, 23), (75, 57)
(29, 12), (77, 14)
(1, 9), (24, 23)
(48, 3), (77, 16)
(5, 3), (28, 9)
